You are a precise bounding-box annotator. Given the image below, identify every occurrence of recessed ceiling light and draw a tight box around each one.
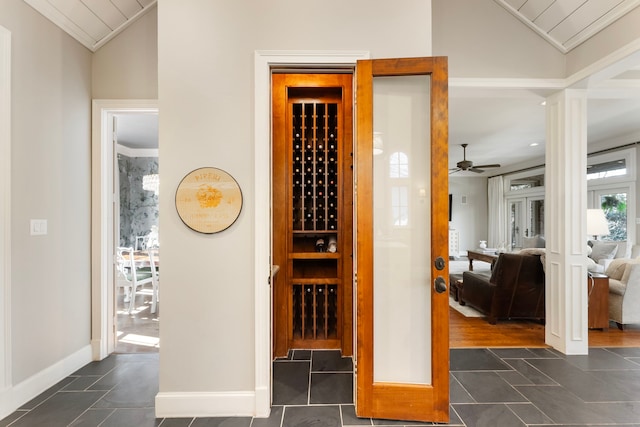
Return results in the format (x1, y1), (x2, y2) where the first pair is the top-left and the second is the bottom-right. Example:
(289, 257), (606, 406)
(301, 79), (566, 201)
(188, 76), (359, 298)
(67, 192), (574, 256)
(540, 101), (546, 106)
(530, 142), (539, 147)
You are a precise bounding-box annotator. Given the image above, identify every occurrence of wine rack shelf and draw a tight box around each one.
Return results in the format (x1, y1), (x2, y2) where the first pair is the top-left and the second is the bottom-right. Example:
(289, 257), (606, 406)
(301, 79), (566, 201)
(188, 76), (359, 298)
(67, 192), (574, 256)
(292, 284), (338, 341)
(291, 102), (339, 232)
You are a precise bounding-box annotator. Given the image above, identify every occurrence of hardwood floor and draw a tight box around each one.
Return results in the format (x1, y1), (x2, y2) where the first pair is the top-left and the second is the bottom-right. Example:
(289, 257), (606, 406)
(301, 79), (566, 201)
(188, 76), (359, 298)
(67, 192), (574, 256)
(449, 307), (640, 348)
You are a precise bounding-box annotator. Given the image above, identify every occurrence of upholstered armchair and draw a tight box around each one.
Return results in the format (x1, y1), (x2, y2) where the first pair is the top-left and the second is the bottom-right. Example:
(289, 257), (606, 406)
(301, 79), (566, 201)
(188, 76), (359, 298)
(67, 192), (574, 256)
(606, 258), (640, 329)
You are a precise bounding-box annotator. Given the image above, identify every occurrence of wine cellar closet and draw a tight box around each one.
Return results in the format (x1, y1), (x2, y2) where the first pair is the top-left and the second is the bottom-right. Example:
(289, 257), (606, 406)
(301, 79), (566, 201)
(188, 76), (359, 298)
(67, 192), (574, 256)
(272, 73), (353, 358)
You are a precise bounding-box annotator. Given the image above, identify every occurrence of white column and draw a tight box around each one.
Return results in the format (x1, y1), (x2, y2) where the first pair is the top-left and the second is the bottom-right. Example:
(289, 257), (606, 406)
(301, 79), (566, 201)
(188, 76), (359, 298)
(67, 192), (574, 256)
(544, 89), (589, 355)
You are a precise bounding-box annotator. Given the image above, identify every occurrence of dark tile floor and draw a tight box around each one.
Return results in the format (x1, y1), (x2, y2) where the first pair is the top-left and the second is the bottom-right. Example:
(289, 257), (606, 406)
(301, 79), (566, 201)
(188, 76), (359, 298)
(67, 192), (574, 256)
(3, 348), (640, 426)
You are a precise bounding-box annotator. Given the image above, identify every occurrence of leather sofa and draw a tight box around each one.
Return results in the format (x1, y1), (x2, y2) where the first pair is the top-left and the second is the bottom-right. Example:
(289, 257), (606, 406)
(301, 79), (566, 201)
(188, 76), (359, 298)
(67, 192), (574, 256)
(460, 252), (545, 324)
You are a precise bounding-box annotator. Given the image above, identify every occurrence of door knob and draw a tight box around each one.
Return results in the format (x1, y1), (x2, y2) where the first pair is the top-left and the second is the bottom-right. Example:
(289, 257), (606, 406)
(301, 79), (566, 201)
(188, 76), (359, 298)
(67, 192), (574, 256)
(434, 276), (447, 294)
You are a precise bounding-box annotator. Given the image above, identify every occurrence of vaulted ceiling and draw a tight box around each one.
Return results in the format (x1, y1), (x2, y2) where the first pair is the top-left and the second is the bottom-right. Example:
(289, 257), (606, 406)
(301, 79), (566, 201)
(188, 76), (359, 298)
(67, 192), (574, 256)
(23, 0), (156, 52)
(495, 0), (640, 53)
(25, 0), (640, 54)
(22, 0), (640, 173)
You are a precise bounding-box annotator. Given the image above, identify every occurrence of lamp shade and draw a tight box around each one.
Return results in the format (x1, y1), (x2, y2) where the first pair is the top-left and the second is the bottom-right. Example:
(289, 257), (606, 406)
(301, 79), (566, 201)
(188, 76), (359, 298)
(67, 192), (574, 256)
(587, 209), (609, 238)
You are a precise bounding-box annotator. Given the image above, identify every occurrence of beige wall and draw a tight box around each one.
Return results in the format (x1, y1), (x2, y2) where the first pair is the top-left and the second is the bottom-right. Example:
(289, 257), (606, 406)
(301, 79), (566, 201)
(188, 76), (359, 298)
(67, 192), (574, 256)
(566, 6), (640, 77)
(157, 0), (432, 395)
(449, 177), (489, 252)
(92, 4), (158, 99)
(0, 0), (91, 384)
(432, 0), (566, 78)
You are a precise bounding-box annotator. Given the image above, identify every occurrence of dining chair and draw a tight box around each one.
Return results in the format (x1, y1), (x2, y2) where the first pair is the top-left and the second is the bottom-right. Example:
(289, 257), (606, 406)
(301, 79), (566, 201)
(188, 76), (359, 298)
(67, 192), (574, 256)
(116, 246), (154, 313)
(148, 248), (160, 314)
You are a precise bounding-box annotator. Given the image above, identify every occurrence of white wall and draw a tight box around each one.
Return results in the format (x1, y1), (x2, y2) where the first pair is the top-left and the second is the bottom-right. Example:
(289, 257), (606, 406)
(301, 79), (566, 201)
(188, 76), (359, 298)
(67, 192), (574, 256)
(449, 176), (488, 254)
(0, 0), (92, 414)
(566, 5), (640, 77)
(157, 0), (432, 408)
(92, 4), (158, 99)
(432, 0), (565, 78)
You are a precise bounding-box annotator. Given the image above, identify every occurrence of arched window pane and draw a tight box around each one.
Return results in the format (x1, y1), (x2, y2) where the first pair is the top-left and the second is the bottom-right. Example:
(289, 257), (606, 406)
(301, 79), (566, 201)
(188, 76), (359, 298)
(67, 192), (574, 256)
(390, 152), (409, 178)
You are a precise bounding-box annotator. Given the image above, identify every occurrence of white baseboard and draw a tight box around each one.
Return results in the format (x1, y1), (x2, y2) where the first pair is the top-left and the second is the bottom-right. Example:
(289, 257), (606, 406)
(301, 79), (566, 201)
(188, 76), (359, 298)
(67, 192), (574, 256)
(253, 386), (271, 418)
(91, 338), (108, 361)
(0, 345), (92, 420)
(155, 391), (258, 418)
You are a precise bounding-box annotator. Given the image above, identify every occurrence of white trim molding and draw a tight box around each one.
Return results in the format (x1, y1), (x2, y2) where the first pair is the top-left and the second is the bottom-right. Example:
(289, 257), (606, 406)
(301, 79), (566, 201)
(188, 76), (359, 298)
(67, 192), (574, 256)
(117, 144), (158, 158)
(155, 391), (257, 418)
(0, 25), (11, 397)
(0, 345), (91, 420)
(253, 50), (369, 418)
(91, 100), (159, 361)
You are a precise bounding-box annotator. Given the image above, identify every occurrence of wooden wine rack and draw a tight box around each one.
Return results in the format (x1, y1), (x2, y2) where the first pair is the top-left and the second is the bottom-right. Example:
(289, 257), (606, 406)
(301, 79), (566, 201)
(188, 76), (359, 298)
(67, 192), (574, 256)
(272, 73), (353, 357)
(291, 102), (339, 232)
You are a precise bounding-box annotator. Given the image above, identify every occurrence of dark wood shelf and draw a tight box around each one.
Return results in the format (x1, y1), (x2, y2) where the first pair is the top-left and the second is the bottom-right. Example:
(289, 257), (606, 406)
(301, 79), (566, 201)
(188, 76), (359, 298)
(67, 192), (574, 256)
(289, 252), (341, 259)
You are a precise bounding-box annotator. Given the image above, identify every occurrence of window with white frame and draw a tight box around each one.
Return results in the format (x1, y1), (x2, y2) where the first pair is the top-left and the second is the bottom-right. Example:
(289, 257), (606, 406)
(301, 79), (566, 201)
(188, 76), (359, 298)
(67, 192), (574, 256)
(587, 148), (636, 242)
(502, 147), (637, 246)
(390, 152), (409, 227)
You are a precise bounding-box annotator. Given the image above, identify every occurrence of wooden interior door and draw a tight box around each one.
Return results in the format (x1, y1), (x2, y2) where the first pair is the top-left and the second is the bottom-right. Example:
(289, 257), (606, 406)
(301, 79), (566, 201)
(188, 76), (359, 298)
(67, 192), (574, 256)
(355, 57), (450, 423)
(272, 73), (353, 358)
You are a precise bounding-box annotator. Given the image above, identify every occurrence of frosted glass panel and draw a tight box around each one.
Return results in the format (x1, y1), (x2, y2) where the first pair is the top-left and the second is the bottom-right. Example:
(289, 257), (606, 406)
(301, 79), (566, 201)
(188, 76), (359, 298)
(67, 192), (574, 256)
(373, 76), (431, 384)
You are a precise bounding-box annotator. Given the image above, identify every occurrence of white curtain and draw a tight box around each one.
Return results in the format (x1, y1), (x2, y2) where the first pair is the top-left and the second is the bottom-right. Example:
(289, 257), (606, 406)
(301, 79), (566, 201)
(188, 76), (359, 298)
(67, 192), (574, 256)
(488, 176), (505, 249)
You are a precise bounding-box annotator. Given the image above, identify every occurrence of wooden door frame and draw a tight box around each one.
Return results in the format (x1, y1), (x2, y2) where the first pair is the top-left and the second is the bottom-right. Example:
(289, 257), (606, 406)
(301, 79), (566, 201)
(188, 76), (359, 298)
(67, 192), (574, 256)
(254, 51), (369, 417)
(271, 73), (354, 357)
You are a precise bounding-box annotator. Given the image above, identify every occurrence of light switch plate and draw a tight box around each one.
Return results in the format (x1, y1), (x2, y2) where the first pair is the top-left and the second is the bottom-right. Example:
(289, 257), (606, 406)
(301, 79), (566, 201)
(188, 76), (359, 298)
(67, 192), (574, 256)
(30, 219), (47, 235)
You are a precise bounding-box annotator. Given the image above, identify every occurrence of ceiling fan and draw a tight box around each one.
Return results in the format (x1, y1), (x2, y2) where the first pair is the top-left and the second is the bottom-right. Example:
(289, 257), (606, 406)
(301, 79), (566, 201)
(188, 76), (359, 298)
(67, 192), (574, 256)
(449, 143), (501, 174)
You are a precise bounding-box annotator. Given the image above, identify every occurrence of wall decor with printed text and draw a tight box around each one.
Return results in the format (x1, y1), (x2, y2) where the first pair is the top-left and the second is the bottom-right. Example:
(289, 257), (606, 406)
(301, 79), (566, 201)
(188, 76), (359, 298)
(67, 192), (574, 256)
(175, 167), (243, 233)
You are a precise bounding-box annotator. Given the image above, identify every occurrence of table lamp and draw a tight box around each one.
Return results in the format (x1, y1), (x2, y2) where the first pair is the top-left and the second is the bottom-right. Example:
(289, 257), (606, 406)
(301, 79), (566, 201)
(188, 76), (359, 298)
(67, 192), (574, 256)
(587, 208), (609, 240)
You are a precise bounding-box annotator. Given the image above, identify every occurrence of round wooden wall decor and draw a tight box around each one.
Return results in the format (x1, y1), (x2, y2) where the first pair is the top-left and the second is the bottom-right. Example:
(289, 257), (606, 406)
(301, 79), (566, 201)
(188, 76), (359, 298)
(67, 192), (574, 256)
(175, 167), (243, 234)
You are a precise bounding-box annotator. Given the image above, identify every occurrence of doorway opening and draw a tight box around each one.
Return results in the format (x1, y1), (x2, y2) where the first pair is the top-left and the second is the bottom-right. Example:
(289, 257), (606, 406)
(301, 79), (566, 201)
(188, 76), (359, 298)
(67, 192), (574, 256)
(90, 99), (159, 360)
(113, 113), (160, 353)
(271, 72), (354, 359)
